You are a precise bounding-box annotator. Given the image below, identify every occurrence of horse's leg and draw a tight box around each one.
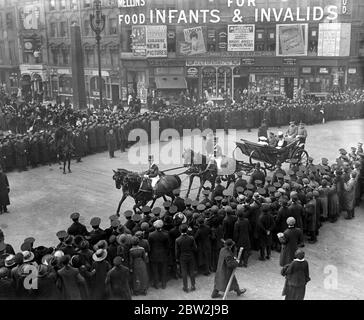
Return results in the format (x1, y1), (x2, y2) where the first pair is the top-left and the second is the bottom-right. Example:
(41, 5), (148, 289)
(116, 193), (128, 216)
(63, 158), (66, 174)
(162, 195), (168, 202)
(196, 178), (204, 201)
(68, 155), (71, 173)
(185, 175), (194, 199)
(150, 197), (157, 209)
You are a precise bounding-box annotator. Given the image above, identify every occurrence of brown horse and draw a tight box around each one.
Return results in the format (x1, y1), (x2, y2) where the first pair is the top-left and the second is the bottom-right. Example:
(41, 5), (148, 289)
(113, 169), (181, 215)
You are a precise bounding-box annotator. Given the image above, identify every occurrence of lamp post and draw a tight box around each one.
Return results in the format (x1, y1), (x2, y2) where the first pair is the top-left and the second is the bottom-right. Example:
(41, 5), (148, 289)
(90, 0), (105, 108)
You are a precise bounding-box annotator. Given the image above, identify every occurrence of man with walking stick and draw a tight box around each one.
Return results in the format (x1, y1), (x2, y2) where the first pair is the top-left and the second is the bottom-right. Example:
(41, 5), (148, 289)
(211, 239), (246, 299)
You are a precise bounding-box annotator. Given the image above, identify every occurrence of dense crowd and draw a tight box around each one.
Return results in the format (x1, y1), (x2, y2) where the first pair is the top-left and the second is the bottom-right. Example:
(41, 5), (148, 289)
(0, 143), (362, 300)
(0, 89), (364, 172)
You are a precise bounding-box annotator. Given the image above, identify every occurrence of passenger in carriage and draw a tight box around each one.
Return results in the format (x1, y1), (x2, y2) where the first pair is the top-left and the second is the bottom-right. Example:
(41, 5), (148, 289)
(258, 136), (269, 146)
(268, 132), (278, 147)
(276, 132), (287, 150)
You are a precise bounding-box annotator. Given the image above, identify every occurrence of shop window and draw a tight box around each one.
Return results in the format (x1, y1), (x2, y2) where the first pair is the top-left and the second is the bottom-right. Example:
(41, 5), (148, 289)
(52, 48), (59, 65)
(6, 12), (13, 29)
(0, 41), (4, 64)
(62, 49), (69, 65)
(255, 29), (265, 51)
(60, 0), (66, 10)
(359, 35), (364, 57)
(109, 18), (118, 35)
(308, 26), (318, 56)
(50, 22), (57, 37)
(84, 0), (91, 8)
(126, 28), (133, 52)
(207, 28), (217, 52)
(50, 0), (56, 11)
(84, 19), (90, 36)
(202, 67), (217, 98)
(71, 0), (78, 10)
(60, 21), (68, 37)
(90, 76), (106, 96)
(217, 27), (227, 52)
(267, 29), (275, 52)
(85, 48), (95, 66)
(59, 75), (73, 94)
(167, 27), (176, 53)
(110, 48), (119, 66)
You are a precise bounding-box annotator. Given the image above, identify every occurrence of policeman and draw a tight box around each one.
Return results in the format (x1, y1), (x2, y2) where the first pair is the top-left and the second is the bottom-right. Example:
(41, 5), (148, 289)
(67, 212), (89, 237)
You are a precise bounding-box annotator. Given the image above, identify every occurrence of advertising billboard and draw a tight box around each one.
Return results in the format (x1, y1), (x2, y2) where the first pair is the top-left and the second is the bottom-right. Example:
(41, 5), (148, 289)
(228, 25), (255, 52)
(276, 24), (308, 56)
(317, 23), (351, 57)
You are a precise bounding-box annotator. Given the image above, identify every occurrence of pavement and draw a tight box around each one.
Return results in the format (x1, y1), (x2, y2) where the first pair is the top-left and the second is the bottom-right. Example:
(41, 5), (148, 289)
(1, 118), (364, 299)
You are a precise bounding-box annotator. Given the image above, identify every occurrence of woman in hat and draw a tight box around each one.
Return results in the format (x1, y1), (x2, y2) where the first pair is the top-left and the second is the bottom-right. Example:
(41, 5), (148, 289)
(278, 217), (304, 267)
(90, 249), (111, 300)
(281, 249), (310, 300)
(129, 236), (149, 296)
(211, 239), (246, 298)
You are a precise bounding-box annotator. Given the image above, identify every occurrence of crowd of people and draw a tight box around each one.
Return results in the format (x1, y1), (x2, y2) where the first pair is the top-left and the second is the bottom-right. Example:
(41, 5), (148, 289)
(0, 89), (363, 172)
(0, 142), (362, 300)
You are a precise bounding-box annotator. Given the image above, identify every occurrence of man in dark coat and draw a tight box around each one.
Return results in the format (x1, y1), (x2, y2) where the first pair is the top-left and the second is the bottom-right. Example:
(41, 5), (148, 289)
(172, 190), (186, 213)
(148, 220), (169, 289)
(288, 192), (304, 229)
(249, 162), (266, 185)
(279, 217), (304, 267)
(222, 206), (236, 240)
(233, 172), (247, 198)
(106, 129), (116, 158)
(211, 239), (246, 298)
(281, 249), (310, 300)
(211, 178), (225, 203)
(175, 224), (197, 292)
(194, 217), (212, 275)
(257, 204), (275, 261)
(34, 264), (60, 300)
(233, 207), (251, 267)
(57, 255), (87, 300)
(0, 167), (10, 213)
(105, 256), (132, 300)
(67, 212), (89, 237)
(88, 217), (106, 246)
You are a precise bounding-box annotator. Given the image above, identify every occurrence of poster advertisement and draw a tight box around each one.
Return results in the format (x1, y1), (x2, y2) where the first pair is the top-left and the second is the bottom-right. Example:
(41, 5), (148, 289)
(182, 27), (206, 55)
(19, 4), (40, 30)
(132, 25), (147, 56)
(318, 23), (351, 57)
(146, 25), (167, 58)
(276, 24), (308, 56)
(227, 25), (255, 52)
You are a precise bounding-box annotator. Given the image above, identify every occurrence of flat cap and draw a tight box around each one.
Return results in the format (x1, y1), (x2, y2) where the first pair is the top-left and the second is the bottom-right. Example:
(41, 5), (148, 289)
(111, 220), (121, 228)
(197, 204), (206, 211)
(109, 214), (118, 221)
(142, 206), (151, 213)
(236, 186), (244, 193)
(276, 173), (284, 179)
(124, 210), (133, 218)
(24, 237), (35, 244)
(185, 198), (192, 205)
(268, 186), (276, 193)
(70, 212), (80, 220)
(246, 184), (254, 190)
(273, 182), (281, 188)
(214, 196), (223, 201)
(132, 214), (142, 222)
(191, 200), (199, 207)
(152, 207), (161, 216)
(56, 230), (68, 239)
(202, 190), (210, 196)
(90, 217), (101, 227)
(163, 201), (171, 208)
(169, 205), (178, 214)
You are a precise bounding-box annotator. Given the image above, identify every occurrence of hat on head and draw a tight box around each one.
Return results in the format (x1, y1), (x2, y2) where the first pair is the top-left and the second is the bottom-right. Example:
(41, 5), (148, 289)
(90, 217), (101, 227)
(140, 222), (149, 231)
(5, 255), (16, 268)
(246, 183), (254, 190)
(197, 204), (206, 211)
(276, 173), (284, 179)
(152, 207), (161, 216)
(92, 249), (107, 262)
(287, 217), (296, 226)
(24, 237), (35, 245)
(163, 201), (172, 208)
(236, 186), (244, 194)
(70, 212), (80, 220)
(41, 254), (54, 266)
(257, 187), (266, 196)
(185, 198), (192, 205)
(202, 190), (210, 196)
(214, 196), (223, 202)
(244, 190), (253, 197)
(22, 251), (35, 263)
(223, 189), (231, 197)
(173, 212), (187, 224)
(132, 214), (142, 222)
(221, 198), (228, 205)
(172, 189), (181, 196)
(255, 180), (263, 185)
(191, 200), (199, 207)
(142, 206), (151, 214)
(54, 250), (64, 259)
(153, 220), (164, 229)
(111, 219), (121, 228)
(56, 230), (68, 240)
(124, 210), (133, 218)
(224, 239), (235, 247)
(20, 242), (32, 252)
(169, 205), (178, 214)
(113, 256), (123, 266)
(268, 186), (276, 193)
(109, 214), (118, 221)
(273, 182), (281, 188)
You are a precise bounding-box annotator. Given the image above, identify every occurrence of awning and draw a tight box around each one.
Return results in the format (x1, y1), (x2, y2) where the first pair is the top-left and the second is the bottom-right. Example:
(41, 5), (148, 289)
(155, 76), (187, 89)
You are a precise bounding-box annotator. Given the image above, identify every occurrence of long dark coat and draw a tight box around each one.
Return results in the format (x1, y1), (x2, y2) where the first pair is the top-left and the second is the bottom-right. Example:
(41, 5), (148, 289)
(148, 230), (169, 263)
(91, 259), (111, 300)
(34, 270), (60, 300)
(257, 211), (275, 247)
(57, 266), (86, 300)
(105, 265), (132, 300)
(0, 172), (10, 206)
(233, 218), (251, 250)
(279, 227), (304, 267)
(214, 247), (239, 292)
(194, 224), (212, 267)
(281, 259), (310, 300)
(288, 202), (304, 229)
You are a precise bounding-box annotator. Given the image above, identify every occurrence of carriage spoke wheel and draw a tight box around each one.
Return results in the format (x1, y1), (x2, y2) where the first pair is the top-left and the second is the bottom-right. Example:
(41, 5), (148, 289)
(249, 150), (259, 166)
(293, 149), (309, 167)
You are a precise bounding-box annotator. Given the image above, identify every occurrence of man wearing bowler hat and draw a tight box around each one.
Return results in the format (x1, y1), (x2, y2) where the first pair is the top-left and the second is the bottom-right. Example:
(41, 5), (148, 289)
(67, 212), (89, 237)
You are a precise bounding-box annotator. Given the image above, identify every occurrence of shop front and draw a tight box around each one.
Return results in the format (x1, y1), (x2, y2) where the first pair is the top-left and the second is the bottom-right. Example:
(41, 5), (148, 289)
(19, 64), (48, 100)
(122, 60), (149, 102)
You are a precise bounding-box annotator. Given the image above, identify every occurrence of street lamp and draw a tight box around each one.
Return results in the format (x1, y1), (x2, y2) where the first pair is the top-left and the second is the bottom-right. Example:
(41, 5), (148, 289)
(90, 0), (105, 108)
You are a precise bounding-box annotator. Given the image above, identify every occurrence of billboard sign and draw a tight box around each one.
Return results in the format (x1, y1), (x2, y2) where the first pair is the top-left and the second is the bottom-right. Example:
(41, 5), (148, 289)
(276, 24), (308, 56)
(317, 23), (351, 57)
(228, 25), (255, 52)
(182, 27), (206, 55)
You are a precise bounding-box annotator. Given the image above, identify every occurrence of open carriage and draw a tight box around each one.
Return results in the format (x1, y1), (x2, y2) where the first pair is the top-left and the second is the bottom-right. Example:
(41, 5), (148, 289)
(234, 138), (309, 172)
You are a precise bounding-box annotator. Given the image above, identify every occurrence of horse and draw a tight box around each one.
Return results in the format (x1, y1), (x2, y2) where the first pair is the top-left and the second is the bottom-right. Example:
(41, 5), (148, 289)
(182, 148), (236, 200)
(60, 141), (74, 174)
(112, 168), (182, 215)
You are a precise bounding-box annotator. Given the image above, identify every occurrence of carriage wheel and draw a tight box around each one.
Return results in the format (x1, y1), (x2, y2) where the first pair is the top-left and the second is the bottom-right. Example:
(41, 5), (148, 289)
(249, 150), (259, 166)
(293, 149), (309, 167)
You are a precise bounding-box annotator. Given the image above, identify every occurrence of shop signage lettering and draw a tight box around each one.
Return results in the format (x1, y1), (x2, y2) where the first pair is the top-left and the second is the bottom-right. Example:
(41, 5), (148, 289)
(186, 59), (240, 67)
(348, 68), (356, 74)
(241, 58), (255, 65)
(319, 67), (330, 74)
(186, 67), (199, 78)
(283, 58), (297, 65)
(301, 67), (312, 74)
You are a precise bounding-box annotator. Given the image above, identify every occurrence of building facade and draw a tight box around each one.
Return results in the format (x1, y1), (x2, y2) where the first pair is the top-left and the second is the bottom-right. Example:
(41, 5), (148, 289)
(1, 0), (364, 104)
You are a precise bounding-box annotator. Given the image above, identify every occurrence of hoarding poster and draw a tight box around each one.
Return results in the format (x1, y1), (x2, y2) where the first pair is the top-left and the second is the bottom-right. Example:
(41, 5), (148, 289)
(317, 23), (351, 57)
(132, 25), (147, 56)
(276, 24), (308, 56)
(181, 27), (206, 55)
(227, 25), (255, 52)
(146, 25), (167, 58)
